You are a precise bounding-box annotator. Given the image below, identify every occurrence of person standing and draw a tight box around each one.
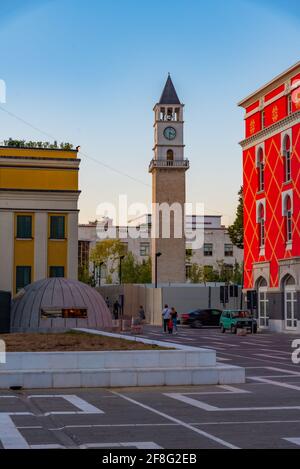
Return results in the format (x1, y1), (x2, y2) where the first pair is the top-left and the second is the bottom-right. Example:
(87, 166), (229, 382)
(105, 296), (110, 310)
(138, 305), (146, 322)
(113, 300), (120, 320)
(162, 304), (171, 333)
(171, 307), (178, 334)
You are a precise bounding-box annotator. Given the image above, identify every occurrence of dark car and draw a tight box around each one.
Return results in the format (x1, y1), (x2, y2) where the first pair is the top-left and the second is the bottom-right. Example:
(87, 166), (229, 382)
(181, 308), (222, 328)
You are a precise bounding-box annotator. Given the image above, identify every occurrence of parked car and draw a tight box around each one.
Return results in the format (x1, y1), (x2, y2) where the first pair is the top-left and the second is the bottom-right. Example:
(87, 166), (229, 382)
(181, 309), (222, 328)
(219, 310), (257, 334)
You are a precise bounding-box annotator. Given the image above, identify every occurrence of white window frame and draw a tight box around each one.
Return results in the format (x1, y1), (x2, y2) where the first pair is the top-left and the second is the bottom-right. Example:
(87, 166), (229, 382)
(281, 129), (292, 183)
(285, 285), (297, 330)
(256, 144), (265, 192)
(282, 190), (293, 249)
(256, 199), (266, 255)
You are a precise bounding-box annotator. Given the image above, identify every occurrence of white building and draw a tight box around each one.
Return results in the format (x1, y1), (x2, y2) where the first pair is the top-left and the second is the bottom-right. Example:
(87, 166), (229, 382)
(78, 214), (243, 285)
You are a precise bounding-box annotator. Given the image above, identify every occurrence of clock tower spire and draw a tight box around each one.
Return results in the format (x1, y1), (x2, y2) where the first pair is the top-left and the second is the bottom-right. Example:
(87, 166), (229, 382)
(149, 76), (189, 284)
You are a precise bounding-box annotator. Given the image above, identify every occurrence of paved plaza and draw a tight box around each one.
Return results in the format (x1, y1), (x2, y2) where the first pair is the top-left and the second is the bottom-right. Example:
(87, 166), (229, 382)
(1, 327), (300, 449)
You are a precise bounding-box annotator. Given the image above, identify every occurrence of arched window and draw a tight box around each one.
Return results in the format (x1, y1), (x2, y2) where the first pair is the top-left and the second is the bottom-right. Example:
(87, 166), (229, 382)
(256, 277), (268, 328)
(167, 149), (174, 161)
(282, 274), (297, 330)
(283, 134), (291, 182)
(285, 195), (292, 243)
(160, 107), (166, 121)
(258, 203), (265, 248)
(257, 148), (264, 191)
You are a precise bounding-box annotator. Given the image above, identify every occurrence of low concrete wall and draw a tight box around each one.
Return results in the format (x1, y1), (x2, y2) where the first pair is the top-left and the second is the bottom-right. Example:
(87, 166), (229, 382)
(97, 285), (163, 325)
(0, 347), (245, 388)
(163, 286), (241, 315)
(0, 349), (216, 370)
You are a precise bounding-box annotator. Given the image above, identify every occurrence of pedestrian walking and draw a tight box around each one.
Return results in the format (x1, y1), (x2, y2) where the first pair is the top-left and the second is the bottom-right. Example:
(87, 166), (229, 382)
(105, 296), (110, 309)
(171, 307), (178, 333)
(162, 304), (171, 333)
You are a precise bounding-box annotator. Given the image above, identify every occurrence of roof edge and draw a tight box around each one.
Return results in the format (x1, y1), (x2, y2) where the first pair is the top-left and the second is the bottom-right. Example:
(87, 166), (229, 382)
(238, 60), (300, 108)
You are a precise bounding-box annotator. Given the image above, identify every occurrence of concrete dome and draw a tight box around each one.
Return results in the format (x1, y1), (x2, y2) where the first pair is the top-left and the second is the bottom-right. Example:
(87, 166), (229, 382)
(11, 278), (112, 332)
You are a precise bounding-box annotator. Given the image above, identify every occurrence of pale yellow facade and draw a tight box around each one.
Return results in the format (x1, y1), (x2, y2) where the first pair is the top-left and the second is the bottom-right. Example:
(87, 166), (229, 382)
(0, 145), (80, 294)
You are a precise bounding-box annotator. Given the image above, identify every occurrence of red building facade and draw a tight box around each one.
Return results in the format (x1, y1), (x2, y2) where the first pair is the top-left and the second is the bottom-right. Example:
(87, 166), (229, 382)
(239, 62), (300, 332)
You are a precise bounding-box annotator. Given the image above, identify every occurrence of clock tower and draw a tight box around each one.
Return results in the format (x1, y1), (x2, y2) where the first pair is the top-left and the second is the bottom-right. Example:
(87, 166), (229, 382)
(149, 75), (189, 284)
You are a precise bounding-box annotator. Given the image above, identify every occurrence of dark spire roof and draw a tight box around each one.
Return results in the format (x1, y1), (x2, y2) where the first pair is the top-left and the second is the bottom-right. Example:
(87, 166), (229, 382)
(159, 74), (181, 105)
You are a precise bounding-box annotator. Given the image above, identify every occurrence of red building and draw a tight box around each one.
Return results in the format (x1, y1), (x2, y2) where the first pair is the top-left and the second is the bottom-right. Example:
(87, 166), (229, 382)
(239, 62), (300, 332)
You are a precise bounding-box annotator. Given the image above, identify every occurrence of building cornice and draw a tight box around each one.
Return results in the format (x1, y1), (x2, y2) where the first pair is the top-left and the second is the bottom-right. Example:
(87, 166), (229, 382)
(0, 189), (81, 194)
(278, 256), (300, 264)
(152, 144), (185, 149)
(0, 145), (77, 153)
(0, 164), (79, 171)
(238, 60), (300, 107)
(239, 111), (300, 150)
(0, 208), (79, 213)
(0, 155), (79, 162)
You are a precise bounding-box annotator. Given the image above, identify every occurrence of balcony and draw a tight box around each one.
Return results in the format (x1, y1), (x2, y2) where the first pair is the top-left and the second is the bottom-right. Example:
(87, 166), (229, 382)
(149, 159), (190, 172)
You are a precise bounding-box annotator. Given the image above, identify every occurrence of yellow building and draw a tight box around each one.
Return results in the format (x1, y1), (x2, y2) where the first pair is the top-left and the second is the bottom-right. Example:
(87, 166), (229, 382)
(0, 143), (80, 294)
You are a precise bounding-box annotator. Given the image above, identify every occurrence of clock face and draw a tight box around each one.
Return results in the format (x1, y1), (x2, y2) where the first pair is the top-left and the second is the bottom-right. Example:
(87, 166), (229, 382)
(163, 126), (176, 140)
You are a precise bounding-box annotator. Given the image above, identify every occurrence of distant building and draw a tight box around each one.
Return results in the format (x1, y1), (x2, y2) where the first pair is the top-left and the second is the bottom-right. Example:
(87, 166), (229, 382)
(0, 144), (80, 294)
(239, 61), (300, 332)
(78, 214), (243, 285)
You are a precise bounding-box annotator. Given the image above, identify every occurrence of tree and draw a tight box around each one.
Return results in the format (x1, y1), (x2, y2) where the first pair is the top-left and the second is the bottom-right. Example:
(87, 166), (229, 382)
(121, 252), (137, 283)
(89, 239), (126, 283)
(187, 264), (203, 283)
(233, 260), (243, 285)
(228, 186), (244, 249)
(121, 252), (151, 284)
(216, 260), (229, 283)
(203, 265), (220, 283)
(78, 266), (94, 286)
(138, 258), (152, 284)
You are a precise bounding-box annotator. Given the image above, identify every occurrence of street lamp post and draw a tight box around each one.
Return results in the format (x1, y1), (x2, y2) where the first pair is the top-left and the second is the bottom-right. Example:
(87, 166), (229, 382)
(155, 252), (162, 288)
(119, 255), (125, 285)
(93, 262), (96, 288)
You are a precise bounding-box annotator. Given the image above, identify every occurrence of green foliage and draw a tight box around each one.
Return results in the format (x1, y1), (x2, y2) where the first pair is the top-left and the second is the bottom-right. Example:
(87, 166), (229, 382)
(121, 252), (151, 284)
(203, 265), (220, 282)
(188, 264), (203, 283)
(3, 138), (73, 150)
(90, 239), (127, 283)
(78, 266), (94, 286)
(185, 248), (193, 263)
(187, 261), (243, 285)
(228, 186), (244, 249)
(233, 260), (243, 285)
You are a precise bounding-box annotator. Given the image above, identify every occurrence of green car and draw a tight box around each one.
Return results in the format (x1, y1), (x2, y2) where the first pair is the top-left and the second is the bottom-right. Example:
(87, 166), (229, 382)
(219, 310), (257, 334)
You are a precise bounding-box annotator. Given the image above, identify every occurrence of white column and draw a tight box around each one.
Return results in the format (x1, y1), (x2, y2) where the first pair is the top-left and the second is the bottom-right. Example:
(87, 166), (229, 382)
(67, 212), (78, 280)
(34, 212), (47, 281)
(0, 212), (14, 293)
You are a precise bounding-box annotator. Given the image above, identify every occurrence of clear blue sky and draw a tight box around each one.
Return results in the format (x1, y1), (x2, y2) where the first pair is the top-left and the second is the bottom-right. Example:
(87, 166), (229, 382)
(0, 0), (300, 225)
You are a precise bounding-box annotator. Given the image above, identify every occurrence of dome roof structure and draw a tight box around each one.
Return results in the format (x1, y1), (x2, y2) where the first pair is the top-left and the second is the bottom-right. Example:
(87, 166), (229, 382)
(11, 278), (112, 332)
